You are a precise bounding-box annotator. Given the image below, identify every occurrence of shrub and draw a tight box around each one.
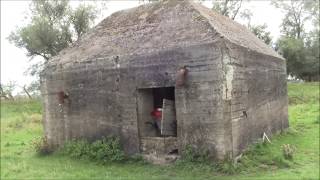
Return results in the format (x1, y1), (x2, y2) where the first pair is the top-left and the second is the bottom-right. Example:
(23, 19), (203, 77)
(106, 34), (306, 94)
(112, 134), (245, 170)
(89, 137), (125, 162)
(59, 136), (125, 163)
(177, 145), (241, 174)
(32, 136), (52, 155)
(60, 139), (91, 159)
(216, 160), (238, 174)
(282, 144), (296, 160)
(216, 158), (238, 175)
(180, 145), (209, 163)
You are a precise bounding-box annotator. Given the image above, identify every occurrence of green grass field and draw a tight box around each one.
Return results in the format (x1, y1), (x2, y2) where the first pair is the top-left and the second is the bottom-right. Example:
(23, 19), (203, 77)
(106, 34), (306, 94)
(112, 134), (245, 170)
(1, 83), (319, 180)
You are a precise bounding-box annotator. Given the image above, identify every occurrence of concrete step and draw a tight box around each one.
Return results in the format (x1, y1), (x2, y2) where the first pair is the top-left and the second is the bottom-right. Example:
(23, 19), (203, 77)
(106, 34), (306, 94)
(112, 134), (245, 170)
(142, 153), (180, 165)
(140, 137), (178, 155)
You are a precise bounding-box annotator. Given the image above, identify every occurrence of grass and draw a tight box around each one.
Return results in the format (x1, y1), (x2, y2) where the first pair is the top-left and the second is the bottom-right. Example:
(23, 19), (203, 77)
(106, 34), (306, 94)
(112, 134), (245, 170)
(1, 83), (319, 180)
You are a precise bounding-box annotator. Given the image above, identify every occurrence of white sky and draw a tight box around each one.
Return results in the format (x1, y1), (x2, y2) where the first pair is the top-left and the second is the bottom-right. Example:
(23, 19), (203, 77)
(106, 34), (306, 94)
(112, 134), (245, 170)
(1, 0), (284, 92)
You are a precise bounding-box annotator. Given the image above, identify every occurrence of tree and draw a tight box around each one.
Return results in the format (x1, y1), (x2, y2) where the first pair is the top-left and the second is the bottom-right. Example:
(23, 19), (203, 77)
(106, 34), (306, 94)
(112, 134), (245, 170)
(276, 35), (319, 81)
(272, 0), (311, 39)
(211, 0), (272, 45)
(273, 0), (319, 81)
(240, 11), (273, 45)
(276, 37), (306, 79)
(0, 81), (17, 101)
(8, 0), (100, 89)
(302, 29), (320, 81)
(70, 5), (97, 40)
(303, 0), (320, 81)
(212, 0), (246, 20)
(22, 81), (41, 99)
(8, 0), (98, 62)
(249, 24), (272, 45)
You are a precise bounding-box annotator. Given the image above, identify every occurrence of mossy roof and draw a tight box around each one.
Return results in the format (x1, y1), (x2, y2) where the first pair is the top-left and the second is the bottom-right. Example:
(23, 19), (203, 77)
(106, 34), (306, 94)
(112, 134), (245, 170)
(49, 0), (282, 66)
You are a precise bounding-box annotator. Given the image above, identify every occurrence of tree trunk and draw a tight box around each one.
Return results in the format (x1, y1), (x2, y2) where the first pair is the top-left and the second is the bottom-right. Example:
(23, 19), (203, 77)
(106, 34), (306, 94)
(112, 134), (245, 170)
(8, 93), (15, 101)
(23, 86), (33, 99)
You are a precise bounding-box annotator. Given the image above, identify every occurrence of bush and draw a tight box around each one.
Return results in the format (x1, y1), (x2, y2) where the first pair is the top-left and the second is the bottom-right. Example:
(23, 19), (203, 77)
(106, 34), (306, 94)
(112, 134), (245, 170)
(216, 158), (238, 175)
(180, 145), (210, 163)
(60, 139), (91, 159)
(178, 146), (240, 174)
(59, 136), (125, 163)
(32, 136), (53, 155)
(90, 137), (125, 162)
(282, 144), (296, 160)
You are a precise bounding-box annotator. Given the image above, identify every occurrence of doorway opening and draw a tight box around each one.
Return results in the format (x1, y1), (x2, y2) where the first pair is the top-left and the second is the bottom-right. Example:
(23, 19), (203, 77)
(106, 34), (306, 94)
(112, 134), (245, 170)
(137, 87), (177, 138)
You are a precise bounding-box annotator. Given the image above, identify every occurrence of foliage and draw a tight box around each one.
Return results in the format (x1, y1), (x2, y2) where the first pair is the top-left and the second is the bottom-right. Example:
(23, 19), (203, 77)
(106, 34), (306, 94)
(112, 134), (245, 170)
(0, 81), (17, 100)
(32, 136), (53, 156)
(271, 0), (310, 39)
(249, 24), (272, 45)
(210, 0), (272, 45)
(0, 80), (40, 100)
(8, 0), (72, 61)
(215, 155), (239, 174)
(273, 0), (319, 81)
(58, 136), (126, 163)
(70, 5), (97, 40)
(212, 0), (246, 20)
(303, 30), (320, 80)
(272, 0), (319, 39)
(179, 145), (210, 163)
(276, 37), (305, 76)
(24, 81), (41, 98)
(276, 36), (319, 81)
(8, 0), (99, 76)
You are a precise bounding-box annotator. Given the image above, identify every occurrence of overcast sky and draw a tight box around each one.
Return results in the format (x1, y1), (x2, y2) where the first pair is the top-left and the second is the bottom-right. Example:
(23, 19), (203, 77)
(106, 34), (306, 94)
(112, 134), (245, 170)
(1, 0), (284, 93)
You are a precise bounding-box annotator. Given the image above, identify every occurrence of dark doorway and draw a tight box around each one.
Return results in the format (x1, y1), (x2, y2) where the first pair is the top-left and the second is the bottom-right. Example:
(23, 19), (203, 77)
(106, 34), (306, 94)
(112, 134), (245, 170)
(137, 87), (177, 138)
(152, 87), (175, 108)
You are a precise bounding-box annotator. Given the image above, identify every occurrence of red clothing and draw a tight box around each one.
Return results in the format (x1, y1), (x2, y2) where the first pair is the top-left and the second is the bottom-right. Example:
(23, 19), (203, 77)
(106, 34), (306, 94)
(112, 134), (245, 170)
(151, 108), (162, 120)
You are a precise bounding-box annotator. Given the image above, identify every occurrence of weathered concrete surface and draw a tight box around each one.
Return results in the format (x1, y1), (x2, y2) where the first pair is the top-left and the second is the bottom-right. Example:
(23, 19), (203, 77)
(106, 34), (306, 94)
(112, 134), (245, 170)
(140, 137), (178, 155)
(41, 0), (288, 161)
(225, 42), (288, 156)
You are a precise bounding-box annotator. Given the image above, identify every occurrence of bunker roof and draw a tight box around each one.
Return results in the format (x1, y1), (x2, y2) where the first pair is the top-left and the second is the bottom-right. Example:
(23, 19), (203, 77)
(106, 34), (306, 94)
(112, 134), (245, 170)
(49, 0), (282, 66)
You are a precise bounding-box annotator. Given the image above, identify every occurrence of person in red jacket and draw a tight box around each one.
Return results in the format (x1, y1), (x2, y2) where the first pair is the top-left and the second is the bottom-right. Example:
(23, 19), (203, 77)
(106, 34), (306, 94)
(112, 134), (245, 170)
(151, 108), (162, 132)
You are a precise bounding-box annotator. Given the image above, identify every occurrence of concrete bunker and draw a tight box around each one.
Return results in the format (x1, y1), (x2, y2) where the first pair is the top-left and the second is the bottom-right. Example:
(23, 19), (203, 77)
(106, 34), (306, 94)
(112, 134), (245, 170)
(41, 1), (288, 163)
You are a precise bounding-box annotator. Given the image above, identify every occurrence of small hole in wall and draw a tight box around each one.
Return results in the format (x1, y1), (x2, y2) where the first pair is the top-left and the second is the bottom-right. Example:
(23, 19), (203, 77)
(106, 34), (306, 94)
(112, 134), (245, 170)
(168, 149), (178, 155)
(114, 56), (119, 63)
(243, 111), (248, 118)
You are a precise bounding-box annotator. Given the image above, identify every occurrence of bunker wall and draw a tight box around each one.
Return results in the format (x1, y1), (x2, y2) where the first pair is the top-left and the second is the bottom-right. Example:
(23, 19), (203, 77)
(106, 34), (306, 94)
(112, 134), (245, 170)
(41, 42), (225, 156)
(225, 43), (288, 156)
